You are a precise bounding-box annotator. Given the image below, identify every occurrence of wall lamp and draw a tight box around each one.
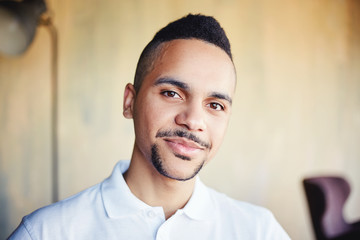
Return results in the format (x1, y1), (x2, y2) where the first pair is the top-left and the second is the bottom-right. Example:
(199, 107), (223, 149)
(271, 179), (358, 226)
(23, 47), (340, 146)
(0, 0), (59, 203)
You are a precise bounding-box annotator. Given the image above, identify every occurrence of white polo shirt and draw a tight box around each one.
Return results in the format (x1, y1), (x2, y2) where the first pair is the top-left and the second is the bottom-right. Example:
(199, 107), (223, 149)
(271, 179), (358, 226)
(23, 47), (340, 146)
(8, 160), (291, 239)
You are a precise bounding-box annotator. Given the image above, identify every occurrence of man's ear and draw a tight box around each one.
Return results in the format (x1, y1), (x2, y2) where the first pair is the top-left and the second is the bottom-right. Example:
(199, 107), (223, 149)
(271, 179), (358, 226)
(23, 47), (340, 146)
(123, 83), (136, 119)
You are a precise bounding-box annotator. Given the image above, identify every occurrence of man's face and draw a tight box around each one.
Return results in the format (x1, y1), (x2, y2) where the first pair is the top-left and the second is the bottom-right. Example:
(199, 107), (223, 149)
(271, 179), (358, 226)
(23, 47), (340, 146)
(124, 39), (236, 181)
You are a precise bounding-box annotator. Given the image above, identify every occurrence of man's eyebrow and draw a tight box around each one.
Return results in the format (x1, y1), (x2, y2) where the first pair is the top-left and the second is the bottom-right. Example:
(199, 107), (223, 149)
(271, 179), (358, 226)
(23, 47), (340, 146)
(154, 78), (232, 105)
(154, 77), (189, 90)
(209, 92), (233, 105)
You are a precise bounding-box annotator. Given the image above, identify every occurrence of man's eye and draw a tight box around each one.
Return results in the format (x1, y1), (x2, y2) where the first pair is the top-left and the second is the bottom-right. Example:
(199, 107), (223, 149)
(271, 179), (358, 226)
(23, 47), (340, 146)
(161, 91), (181, 99)
(208, 102), (224, 111)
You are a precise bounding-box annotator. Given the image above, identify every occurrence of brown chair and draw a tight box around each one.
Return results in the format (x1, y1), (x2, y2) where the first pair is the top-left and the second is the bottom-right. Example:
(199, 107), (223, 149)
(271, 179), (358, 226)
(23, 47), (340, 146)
(303, 176), (360, 240)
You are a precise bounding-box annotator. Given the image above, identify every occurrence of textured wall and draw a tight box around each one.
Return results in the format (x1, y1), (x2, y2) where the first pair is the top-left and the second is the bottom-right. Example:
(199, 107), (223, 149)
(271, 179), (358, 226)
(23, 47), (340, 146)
(1, 0), (359, 239)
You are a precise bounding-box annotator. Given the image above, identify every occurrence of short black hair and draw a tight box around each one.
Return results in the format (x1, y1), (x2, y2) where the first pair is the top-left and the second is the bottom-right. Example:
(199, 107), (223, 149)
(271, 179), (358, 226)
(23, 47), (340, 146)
(133, 14), (233, 92)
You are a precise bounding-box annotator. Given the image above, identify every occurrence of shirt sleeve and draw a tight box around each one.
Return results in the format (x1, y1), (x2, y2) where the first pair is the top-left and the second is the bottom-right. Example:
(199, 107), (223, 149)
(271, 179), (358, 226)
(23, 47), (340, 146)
(7, 220), (33, 240)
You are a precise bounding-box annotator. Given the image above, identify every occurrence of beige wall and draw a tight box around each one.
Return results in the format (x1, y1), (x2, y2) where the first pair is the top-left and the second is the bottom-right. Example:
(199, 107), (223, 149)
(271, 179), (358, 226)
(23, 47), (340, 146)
(1, 0), (359, 239)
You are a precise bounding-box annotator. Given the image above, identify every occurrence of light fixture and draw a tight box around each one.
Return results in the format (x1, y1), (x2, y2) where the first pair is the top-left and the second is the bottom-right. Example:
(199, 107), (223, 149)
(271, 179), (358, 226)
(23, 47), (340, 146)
(0, 0), (46, 55)
(0, 0), (59, 203)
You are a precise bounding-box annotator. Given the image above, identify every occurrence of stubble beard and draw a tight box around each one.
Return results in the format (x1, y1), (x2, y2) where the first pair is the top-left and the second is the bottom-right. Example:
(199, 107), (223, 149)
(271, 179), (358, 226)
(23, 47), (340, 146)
(151, 144), (205, 181)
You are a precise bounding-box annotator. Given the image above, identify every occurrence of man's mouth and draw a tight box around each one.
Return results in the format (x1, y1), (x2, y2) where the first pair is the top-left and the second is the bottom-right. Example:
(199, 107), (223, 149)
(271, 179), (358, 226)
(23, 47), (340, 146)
(156, 129), (211, 149)
(164, 137), (205, 157)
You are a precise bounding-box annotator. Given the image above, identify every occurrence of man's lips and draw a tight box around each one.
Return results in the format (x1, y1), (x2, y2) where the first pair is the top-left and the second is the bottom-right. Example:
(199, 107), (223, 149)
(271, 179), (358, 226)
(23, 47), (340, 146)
(164, 137), (205, 156)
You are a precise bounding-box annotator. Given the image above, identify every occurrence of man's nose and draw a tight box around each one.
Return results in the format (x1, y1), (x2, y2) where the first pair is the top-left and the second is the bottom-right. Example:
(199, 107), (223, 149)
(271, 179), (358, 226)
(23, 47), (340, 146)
(175, 102), (207, 132)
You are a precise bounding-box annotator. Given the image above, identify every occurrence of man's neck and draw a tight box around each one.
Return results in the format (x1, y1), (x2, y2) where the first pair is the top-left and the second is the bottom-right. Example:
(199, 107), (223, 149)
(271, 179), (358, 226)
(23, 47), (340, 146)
(123, 150), (196, 219)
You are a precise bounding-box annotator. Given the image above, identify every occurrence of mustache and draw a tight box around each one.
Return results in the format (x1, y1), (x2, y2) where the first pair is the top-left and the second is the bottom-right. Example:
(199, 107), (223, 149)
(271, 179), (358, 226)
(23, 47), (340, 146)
(156, 129), (211, 149)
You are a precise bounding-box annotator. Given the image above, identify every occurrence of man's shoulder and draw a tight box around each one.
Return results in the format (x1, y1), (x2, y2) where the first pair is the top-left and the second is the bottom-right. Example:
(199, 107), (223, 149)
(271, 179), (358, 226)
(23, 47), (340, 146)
(203, 186), (290, 239)
(206, 186), (280, 225)
(8, 181), (109, 239)
(207, 186), (269, 213)
(25, 182), (103, 224)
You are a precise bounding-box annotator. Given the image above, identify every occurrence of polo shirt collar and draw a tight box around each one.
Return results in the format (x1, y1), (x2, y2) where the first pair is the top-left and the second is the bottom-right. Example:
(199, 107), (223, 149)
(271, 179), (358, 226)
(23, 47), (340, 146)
(101, 160), (151, 218)
(182, 177), (215, 221)
(101, 160), (215, 220)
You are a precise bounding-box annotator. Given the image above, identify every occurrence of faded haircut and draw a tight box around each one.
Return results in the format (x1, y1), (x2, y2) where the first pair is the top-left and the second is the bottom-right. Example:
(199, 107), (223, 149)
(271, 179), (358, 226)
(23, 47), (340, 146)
(133, 14), (233, 92)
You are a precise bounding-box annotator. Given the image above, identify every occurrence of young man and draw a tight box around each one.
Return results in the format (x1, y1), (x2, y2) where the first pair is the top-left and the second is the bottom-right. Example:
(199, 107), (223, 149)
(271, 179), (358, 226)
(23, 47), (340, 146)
(9, 14), (290, 239)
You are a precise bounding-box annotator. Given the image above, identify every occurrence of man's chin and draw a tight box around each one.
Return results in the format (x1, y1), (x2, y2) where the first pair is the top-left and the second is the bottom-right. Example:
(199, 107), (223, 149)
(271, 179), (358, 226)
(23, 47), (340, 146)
(159, 169), (200, 182)
(174, 153), (191, 161)
(151, 144), (206, 181)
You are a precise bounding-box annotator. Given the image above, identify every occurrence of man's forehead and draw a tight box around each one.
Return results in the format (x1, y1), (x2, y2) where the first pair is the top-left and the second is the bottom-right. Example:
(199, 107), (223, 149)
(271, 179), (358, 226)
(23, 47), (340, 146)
(154, 39), (235, 72)
(156, 40), (235, 81)
(158, 39), (233, 61)
(138, 39), (236, 97)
